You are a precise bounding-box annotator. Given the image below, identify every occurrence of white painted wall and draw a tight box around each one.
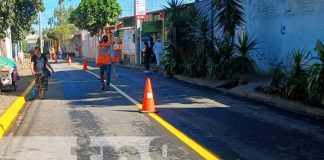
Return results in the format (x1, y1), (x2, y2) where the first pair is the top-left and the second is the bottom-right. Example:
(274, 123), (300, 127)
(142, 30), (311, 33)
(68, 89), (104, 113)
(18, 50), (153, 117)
(81, 30), (99, 59)
(5, 28), (13, 59)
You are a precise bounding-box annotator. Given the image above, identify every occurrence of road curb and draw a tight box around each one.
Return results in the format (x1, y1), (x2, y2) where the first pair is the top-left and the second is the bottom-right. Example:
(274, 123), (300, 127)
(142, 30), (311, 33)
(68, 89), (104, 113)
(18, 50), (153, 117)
(173, 74), (324, 119)
(0, 81), (35, 137)
(239, 91), (324, 119)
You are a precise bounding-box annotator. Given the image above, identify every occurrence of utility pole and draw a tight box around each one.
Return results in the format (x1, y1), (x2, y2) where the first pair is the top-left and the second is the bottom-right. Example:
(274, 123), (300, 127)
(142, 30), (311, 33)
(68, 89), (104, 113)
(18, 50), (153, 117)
(134, 0), (145, 65)
(135, 18), (141, 65)
(39, 12), (43, 53)
(135, 0), (139, 64)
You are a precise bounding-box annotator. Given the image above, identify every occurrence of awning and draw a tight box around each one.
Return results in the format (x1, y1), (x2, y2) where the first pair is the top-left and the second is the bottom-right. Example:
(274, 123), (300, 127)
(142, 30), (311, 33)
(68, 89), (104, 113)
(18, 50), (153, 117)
(142, 21), (162, 33)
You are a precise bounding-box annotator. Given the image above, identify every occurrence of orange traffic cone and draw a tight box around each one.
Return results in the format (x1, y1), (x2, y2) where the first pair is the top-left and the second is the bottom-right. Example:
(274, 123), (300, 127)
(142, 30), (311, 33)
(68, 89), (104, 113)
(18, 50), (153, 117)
(68, 56), (72, 65)
(141, 78), (157, 113)
(83, 58), (88, 70)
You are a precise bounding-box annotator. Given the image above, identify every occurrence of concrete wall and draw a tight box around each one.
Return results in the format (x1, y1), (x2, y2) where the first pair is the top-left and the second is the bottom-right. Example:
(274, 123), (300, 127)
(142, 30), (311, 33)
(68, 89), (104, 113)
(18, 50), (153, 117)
(196, 0), (324, 71)
(245, 0), (324, 71)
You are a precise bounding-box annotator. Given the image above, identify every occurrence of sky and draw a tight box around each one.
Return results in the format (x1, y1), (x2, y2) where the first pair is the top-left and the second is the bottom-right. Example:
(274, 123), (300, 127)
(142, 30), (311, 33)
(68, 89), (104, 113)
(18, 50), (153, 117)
(35, 0), (195, 30)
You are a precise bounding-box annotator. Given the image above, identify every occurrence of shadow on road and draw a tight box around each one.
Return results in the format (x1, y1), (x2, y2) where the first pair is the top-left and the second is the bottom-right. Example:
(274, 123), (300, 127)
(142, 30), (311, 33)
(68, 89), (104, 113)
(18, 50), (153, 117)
(39, 64), (324, 160)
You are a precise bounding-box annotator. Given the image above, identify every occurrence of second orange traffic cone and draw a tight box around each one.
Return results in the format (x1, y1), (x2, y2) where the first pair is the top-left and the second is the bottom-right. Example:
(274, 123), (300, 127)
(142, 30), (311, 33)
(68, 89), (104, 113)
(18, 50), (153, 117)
(68, 56), (72, 65)
(141, 78), (157, 113)
(83, 58), (88, 70)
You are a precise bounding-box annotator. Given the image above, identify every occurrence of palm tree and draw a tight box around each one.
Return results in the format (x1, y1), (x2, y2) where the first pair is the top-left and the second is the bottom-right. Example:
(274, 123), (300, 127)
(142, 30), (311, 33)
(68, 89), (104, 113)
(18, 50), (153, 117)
(165, 0), (185, 51)
(184, 7), (213, 77)
(165, 0), (193, 73)
(188, 7), (212, 50)
(231, 32), (258, 74)
(212, 0), (245, 37)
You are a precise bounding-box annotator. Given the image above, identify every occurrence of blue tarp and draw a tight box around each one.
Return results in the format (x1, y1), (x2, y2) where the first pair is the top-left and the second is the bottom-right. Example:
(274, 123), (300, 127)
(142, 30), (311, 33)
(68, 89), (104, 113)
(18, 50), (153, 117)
(0, 57), (16, 74)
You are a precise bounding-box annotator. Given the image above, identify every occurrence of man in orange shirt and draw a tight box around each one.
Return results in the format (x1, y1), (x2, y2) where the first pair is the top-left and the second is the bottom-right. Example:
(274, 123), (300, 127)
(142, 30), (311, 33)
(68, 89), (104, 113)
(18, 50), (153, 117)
(96, 35), (114, 91)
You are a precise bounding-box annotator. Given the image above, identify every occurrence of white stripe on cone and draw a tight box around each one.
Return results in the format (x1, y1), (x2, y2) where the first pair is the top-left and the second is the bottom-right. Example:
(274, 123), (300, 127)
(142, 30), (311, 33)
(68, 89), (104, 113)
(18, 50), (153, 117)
(147, 93), (153, 98)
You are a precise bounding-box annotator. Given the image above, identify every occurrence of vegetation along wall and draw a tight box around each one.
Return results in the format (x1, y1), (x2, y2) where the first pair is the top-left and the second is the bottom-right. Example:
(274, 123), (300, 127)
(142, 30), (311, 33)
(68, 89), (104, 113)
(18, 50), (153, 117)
(245, 0), (324, 71)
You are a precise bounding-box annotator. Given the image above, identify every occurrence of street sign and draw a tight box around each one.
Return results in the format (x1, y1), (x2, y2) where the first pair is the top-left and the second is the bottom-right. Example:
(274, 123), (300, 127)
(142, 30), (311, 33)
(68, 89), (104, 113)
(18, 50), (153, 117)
(135, 0), (146, 20)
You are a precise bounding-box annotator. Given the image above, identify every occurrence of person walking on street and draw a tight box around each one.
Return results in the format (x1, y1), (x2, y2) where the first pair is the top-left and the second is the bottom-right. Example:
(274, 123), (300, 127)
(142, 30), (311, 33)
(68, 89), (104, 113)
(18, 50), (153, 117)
(153, 39), (163, 66)
(96, 35), (114, 91)
(30, 47), (54, 99)
(142, 41), (152, 73)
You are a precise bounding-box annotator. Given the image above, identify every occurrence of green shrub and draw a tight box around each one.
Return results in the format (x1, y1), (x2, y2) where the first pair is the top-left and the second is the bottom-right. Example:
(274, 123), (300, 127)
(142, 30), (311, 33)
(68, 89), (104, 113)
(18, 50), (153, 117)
(270, 63), (285, 88)
(161, 45), (177, 76)
(24, 53), (31, 58)
(284, 49), (310, 100)
(183, 46), (206, 77)
(206, 58), (221, 80)
(307, 40), (324, 106)
(216, 36), (234, 80)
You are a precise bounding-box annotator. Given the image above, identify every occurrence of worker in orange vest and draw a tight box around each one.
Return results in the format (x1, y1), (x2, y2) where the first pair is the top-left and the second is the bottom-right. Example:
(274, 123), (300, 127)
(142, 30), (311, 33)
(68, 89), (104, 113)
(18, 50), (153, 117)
(96, 35), (114, 91)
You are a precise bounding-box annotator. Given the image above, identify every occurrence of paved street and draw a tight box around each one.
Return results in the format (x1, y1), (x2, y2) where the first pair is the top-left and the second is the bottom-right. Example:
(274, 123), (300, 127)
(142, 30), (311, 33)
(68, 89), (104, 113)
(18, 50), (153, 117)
(1, 62), (324, 160)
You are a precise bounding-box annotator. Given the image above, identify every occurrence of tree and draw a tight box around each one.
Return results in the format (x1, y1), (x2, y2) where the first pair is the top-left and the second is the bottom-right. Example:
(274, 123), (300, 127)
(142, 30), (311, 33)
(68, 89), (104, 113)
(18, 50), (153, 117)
(49, 5), (74, 27)
(22, 39), (27, 52)
(69, 0), (122, 36)
(0, 0), (15, 39)
(36, 37), (41, 47)
(212, 0), (245, 37)
(164, 0), (185, 51)
(0, 0), (44, 41)
(47, 24), (76, 45)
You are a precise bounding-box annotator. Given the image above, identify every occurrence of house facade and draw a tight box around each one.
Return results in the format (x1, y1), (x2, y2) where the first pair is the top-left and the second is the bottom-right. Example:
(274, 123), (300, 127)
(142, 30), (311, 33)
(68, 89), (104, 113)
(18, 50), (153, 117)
(75, 9), (168, 65)
(25, 34), (39, 53)
(116, 9), (167, 65)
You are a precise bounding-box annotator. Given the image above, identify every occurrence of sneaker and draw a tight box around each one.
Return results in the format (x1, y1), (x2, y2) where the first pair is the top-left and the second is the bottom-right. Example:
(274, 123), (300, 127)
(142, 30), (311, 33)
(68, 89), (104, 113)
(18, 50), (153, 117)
(101, 87), (105, 91)
(39, 92), (44, 99)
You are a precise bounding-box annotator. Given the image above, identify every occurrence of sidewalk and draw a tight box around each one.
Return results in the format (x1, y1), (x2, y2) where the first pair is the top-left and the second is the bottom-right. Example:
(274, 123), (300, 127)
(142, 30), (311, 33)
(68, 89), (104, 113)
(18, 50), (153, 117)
(0, 62), (33, 115)
(173, 74), (324, 119)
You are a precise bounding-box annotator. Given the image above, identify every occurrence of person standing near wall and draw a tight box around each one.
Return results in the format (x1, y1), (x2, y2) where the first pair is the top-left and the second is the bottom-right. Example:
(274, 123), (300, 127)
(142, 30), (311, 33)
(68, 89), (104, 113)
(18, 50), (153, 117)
(153, 39), (163, 66)
(96, 35), (114, 91)
(142, 41), (152, 73)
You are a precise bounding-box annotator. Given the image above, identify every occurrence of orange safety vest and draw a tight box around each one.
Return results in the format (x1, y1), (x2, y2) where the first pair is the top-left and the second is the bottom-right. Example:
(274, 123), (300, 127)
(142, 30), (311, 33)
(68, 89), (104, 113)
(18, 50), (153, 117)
(113, 54), (119, 63)
(96, 42), (112, 67)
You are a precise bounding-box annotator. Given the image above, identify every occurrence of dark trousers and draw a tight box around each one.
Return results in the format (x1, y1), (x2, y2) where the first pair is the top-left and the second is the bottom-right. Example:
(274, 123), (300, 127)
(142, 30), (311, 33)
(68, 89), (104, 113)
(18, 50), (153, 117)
(99, 64), (112, 88)
(145, 57), (150, 71)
